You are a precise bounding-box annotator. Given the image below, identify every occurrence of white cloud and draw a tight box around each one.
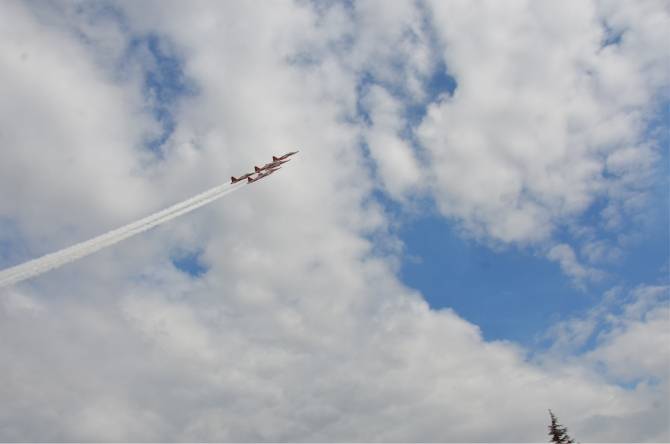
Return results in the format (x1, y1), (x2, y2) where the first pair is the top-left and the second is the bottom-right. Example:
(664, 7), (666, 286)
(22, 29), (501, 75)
(540, 285), (670, 441)
(416, 0), (669, 245)
(0, 0), (154, 248)
(547, 243), (604, 286)
(0, 1), (667, 442)
(362, 85), (422, 197)
(581, 239), (623, 264)
(584, 285), (670, 383)
(543, 285), (670, 384)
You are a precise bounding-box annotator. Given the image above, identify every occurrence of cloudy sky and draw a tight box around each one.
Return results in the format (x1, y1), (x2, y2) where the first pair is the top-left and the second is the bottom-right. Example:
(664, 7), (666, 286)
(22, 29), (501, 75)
(1, 0), (668, 441)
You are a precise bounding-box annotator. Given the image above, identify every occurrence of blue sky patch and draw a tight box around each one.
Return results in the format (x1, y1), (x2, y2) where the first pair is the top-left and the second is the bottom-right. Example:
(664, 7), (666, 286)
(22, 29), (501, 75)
(398, 215), (595, 345)
(405, 61), (457, 130)
(0, 218), (31, 269)
(126, 33), (196, 156)
(600, 20), (624, 48)
(171, 250), (208, 278)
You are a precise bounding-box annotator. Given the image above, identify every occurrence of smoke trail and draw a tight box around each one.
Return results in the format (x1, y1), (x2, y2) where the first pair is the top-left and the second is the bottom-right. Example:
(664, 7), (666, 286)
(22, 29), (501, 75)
(0, 181), (244, 288)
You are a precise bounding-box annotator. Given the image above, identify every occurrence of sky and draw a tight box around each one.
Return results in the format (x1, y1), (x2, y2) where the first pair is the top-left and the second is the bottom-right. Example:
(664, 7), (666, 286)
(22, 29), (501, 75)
(0, 0), (668, 441)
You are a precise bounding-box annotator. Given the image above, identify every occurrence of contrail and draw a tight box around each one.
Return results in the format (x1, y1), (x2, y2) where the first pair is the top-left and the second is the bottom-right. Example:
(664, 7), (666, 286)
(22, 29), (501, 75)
(0, 181), (244, 288)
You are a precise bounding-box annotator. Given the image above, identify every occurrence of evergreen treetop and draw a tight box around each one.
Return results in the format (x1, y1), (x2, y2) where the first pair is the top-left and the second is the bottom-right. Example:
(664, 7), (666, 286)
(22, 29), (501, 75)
(548, 409), (575, 444)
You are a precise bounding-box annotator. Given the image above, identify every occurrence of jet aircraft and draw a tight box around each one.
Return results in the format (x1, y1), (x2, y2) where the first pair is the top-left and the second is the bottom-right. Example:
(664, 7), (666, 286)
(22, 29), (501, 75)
(254, 158), (289, 173)
(231, 173), (254, 184)
(232, 151), (297, 185)
(248, 166), (281, 183)
(272, 150), (299, 162)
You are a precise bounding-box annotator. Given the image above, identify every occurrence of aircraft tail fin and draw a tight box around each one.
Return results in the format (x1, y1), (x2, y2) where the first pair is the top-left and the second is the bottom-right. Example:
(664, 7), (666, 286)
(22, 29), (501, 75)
(231, 176), (238, 183)
(255, 166), (261, 172)
(273, 156), (279, 162)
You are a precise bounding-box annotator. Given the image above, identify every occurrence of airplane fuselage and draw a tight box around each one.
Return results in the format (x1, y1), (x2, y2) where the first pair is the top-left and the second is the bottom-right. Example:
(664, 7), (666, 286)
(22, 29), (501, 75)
(255, 159), (289, 172)
(272, 151), (299, 162)
(231, 173), (254, 183)
(248, 167), (281, 183)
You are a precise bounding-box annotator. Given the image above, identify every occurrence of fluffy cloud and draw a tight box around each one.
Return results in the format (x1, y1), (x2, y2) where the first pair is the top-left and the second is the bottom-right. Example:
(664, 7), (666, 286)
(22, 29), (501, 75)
(541, 285), (669, 441)
(417, 0), (669, 245)
(0, 1), (156, 253)
(547, 243), (603, 286)
(584, 285), (670, 383)
(2, 272), (668, 441)
(0, 1), (667, 442)
(362, 85), (423, 197)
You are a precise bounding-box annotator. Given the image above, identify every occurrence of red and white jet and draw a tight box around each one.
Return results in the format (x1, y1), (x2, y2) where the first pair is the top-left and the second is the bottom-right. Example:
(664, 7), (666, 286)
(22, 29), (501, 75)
(248, 166), (281, 183)
(232, 151), (297, 184)
(272, 150), (299, 162)
(254, 158), (289, 173)
(230, 173), (254, 184)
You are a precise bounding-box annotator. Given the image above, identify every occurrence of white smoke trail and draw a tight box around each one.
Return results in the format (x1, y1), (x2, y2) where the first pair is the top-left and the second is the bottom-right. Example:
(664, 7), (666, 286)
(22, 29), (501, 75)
(0, 181), (244, 288)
